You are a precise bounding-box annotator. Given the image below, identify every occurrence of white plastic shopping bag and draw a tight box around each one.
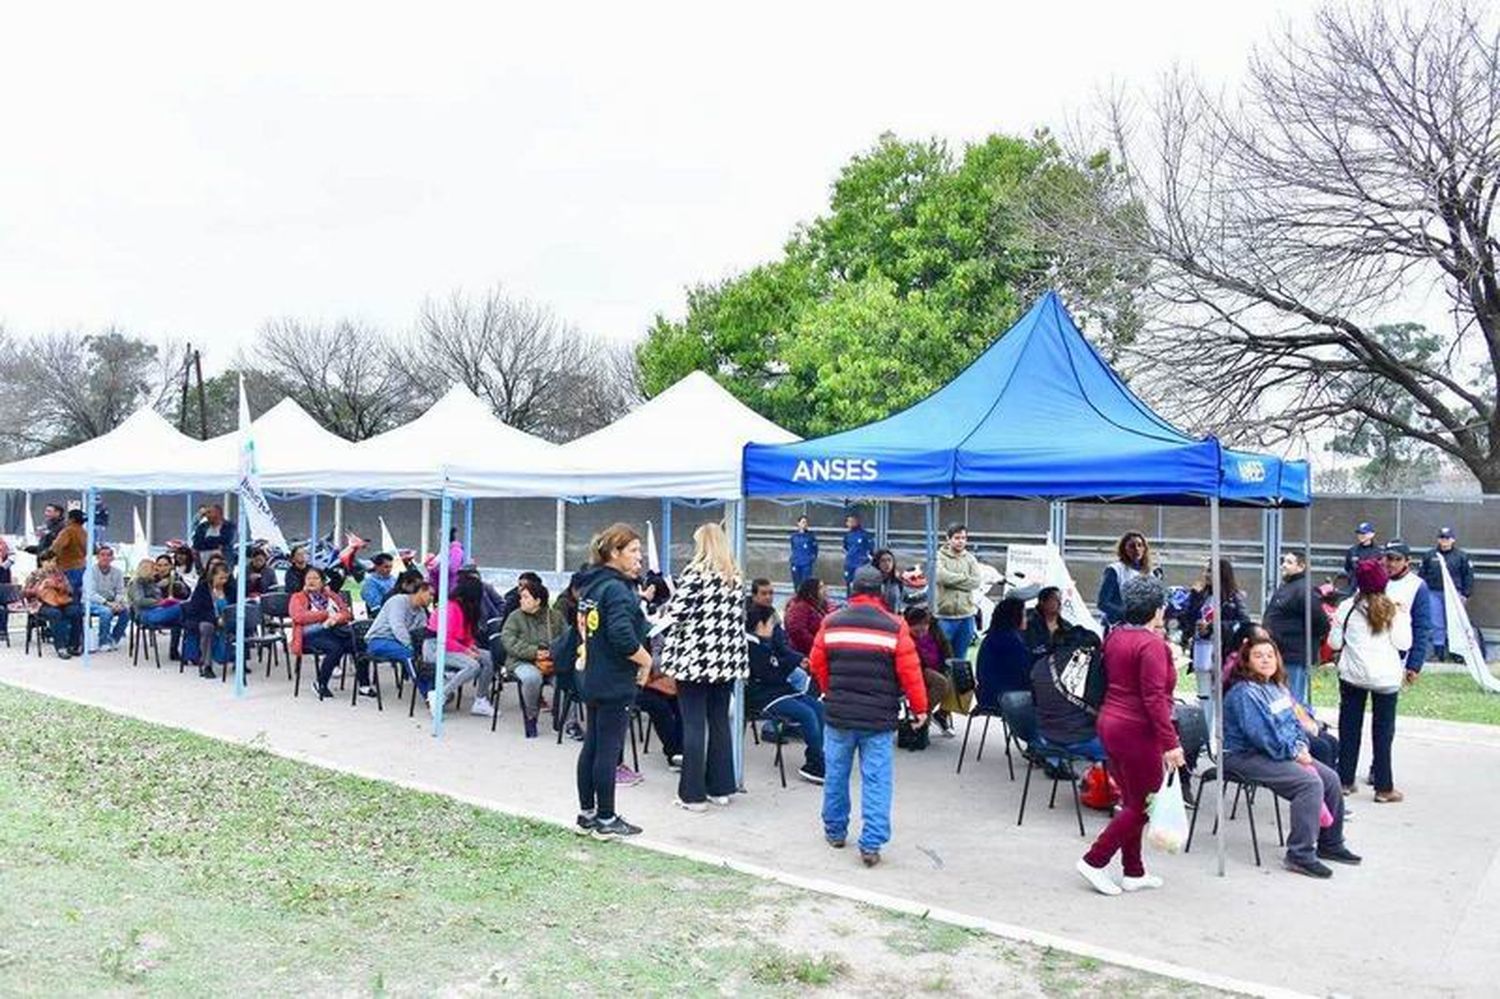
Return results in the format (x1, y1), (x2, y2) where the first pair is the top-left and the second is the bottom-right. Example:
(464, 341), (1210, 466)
(1145, 766), (1188, 853)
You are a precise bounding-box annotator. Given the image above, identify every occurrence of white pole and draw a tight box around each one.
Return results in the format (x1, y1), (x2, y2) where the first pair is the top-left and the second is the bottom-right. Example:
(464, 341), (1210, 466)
(433, 491), (452, 738)
(730, 498), (748, 790)
(233, 499), (248, 698)
(420, 497), (432, 561)
(333, 496), (344, 545)
(145, 494), (155, 547)
(1210, 496), (1226, 877)
(82, 487), (96, 666)
(554, 499), (566, 574)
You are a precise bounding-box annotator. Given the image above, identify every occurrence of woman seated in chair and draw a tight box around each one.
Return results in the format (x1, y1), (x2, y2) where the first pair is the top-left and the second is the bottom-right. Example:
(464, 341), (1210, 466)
(1028, 627), (1105, 761)
(1222, 634), (1360, 879)
(783, 576), (830, 657)
(290, 566), (355, 700)
(420, 574), (495, 718)
(365, 578), (434, 695)
(129, 557), (184, 644)
(500, 577), (564, 738)
(183, 562), (232, 679)
(747, 603), (825, 783)
(976, 597), (1032, 709)
(23, 552), (83, 658)
(1023, 586), (1066, 660)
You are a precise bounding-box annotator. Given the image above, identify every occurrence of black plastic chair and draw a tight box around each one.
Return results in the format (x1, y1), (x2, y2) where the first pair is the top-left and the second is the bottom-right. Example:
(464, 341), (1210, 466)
(741, 710), (789, 788)
(1184, 764), (1285, 867)
(348, 619), (386, 710)
(253, 592), (292, 679)
(1000, 691), (1102, 837)
(956, 703), (1012, 778)
(217, 602), (264, 684)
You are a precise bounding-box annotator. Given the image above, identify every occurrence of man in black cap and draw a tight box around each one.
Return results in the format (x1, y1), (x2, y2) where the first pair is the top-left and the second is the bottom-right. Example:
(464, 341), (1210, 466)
(1420, 528), (1474, 661)
(1343, 521), (1380, 579)
(808, 564), (928, 868)
(1382, 540), (1434, 674)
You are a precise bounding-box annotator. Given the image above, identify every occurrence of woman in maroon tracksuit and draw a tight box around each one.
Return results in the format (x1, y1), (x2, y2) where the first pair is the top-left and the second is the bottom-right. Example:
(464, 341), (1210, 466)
(1077, 575), (1184, 895)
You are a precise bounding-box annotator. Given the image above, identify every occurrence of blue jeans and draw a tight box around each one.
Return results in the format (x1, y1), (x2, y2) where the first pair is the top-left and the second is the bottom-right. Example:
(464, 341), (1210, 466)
(39, 604), (83, 652)
(65, 569), (85, 600)
(937, 615), (976, 661)
(765, 695), (825, 769)
(366, 637), (415, 691)
(90, 602), (130, 647)
(139, 605), (183, 628)
(1285, 662), (1311, 707)
(1037, 735), (1106, 763)
(822, 726), (895, 853)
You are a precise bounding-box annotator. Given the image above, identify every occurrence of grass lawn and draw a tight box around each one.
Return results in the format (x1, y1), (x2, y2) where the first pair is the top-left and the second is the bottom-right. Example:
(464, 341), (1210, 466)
(1307, 663), (1500, 726)
(0, 684), (1221, 997)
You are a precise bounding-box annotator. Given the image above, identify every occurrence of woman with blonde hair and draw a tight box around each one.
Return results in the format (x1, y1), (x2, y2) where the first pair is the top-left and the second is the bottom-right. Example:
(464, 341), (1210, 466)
(1330, 559), (1412, 802)
(661, 521), (749, 811)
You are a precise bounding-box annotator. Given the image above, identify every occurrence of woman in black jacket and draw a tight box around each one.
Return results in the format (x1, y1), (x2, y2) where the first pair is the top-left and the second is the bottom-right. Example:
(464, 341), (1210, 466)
(573, 524), (653, 841)
(183, 562), (231, 680)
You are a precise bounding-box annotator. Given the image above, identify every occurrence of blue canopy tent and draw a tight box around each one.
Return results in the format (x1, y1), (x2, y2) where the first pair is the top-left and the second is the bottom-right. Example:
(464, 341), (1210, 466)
(744, 291), (1312, 875)
(745, 291), (1308, 506)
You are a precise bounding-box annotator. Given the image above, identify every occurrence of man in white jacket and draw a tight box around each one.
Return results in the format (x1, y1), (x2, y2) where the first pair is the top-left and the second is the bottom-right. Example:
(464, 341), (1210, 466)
(1381, 540), (1434, 673)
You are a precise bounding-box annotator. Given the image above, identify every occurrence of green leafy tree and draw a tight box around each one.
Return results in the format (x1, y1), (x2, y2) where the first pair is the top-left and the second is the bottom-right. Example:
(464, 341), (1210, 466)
(639, 131), (1137, 435)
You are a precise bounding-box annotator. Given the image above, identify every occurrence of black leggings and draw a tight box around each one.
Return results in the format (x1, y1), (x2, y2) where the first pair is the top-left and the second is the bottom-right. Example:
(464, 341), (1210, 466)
(577, 702), (630, 820)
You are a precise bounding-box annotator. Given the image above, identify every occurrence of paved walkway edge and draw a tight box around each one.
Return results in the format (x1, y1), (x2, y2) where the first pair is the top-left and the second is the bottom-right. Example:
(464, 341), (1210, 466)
(2, 675), (1306, 999)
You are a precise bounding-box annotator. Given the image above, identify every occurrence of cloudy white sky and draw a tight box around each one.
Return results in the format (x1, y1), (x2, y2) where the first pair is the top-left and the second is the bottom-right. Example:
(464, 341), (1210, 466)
(1, 0), (1318, 370)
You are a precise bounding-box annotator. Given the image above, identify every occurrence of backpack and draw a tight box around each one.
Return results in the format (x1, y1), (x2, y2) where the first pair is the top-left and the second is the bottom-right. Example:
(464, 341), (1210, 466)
(1047, 628), (1106, 713)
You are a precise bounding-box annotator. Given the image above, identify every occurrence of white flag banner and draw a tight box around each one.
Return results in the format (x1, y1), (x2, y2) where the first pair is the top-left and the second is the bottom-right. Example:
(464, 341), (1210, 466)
(113, 506), (150, 571)
(236, 377), (289, 553)
(1006, 542), (1102, 637)
(1438, 555), (1500, 693)
(24, 500), (35, 544)
(379, 517), (408, 575)
(646, 520), (661, 574)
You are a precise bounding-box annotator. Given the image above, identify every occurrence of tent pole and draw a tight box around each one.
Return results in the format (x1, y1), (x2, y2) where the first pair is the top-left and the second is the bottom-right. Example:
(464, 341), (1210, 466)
(553, 499), (566, 574)
(309, 495), (320, 543)
(464, 499), (475, 559)
(433, 490), (452, 738)
(233, 497), (248, 698)
(333, 496), (344, 546)
(924, 499), (939, 608)
(730, 498), (747, 790)
(82, 487), (96, 666)
(144, 494), (155, 547)
(185, 491), (194, 541)
(661, 499), (673, 576)
(1210, 496), (1226, 877)
(421, 498), (432, 562)
(1304, 504), (1314, 678)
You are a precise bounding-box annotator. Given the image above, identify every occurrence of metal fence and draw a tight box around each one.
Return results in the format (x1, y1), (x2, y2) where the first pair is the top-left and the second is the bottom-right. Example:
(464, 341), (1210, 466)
(7, 489), (1496, 626)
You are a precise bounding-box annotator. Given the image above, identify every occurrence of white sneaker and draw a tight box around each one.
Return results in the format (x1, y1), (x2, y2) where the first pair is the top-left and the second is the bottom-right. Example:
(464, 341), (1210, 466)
(1077, 859), (1121, 896)
(707, 795), (732, 807)
(426, 691), (439, 715)
(673, 797), (708, 813)
(470, 697), (495, 718)
(1121, 874), (1164, 892)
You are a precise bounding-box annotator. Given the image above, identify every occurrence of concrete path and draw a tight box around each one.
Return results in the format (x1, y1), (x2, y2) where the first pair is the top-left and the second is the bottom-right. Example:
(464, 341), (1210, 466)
(2, 644), (1497, 998)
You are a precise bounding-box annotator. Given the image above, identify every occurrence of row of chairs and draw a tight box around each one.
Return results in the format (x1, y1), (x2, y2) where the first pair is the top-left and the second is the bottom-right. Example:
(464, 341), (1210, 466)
(953, 689), (1285, 863)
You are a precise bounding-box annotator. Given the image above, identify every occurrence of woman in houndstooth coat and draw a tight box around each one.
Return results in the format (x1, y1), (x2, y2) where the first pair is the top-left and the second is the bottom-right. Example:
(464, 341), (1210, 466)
(662, 522), (749, 809)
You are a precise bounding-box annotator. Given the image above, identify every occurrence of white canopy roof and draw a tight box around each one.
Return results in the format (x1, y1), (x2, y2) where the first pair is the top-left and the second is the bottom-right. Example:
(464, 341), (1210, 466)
(0, 408), (236, 491)
(447, 371), (798, 499)
(209, 398), (366, 493)
(345, 385), (563, 497)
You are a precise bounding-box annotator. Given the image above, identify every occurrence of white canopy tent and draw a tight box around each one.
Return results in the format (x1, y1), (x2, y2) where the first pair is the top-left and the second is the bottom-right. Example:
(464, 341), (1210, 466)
(446, 371), (799, 499)
(0, 408), (235, 492)
(350, 385), (564, 497)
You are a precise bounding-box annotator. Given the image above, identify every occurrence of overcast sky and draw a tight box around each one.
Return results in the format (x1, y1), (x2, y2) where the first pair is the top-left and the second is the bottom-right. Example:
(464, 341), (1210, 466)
(1, 1), (1318, 370)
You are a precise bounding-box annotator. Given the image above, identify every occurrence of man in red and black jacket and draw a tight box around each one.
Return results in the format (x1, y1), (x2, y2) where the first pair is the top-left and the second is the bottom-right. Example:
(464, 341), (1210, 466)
(809, 565), (928, 868)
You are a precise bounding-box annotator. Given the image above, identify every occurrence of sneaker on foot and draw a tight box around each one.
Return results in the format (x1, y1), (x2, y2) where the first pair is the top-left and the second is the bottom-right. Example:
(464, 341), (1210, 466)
(200, 665), (218, 680)
(1122, 874), (1165, 892)
(57, 649), (73, 660)
(591, 815), (642, 841)
(524, 717), (539, 739)
(1341, 784), (1358, 796)
(565, 722), (585, 742)
(615, 765), (643, 786)
(1317, 844), (1362, 865)
(860, 850), (880, 868)
(1284, 857), (1333, 879)
(1373, 789), (1405, 803)
(707, 794), (731, 806)
(798, 764), (825, 785)
(574, 811), (597, 836)
(826, 835), (846, 849)
(667, 754), (683, 772)
(357, 684), (378, 698)
(426, 690), (439, 715)
(1076, 859), (1121, 896)
(673, 797), (708, 813)
(470, 697), (495, 718)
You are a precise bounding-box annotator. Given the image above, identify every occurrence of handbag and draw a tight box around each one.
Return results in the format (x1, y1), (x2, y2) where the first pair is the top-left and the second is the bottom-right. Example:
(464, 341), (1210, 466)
(944, 656), (976, 697)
